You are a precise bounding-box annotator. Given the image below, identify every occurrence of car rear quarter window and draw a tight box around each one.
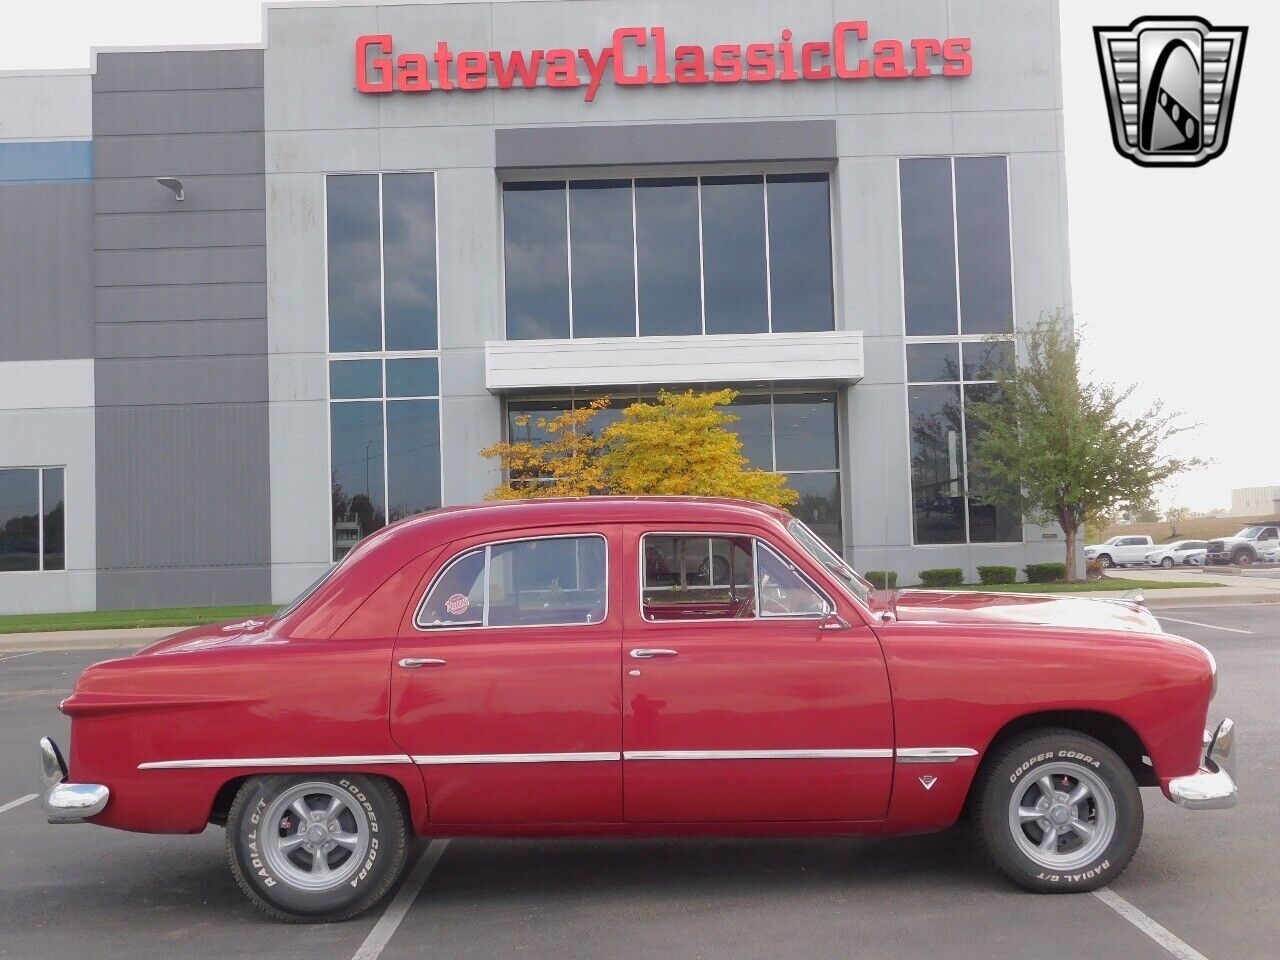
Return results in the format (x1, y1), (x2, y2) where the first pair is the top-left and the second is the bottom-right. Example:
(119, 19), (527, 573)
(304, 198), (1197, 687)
(416, 536), (607, 630)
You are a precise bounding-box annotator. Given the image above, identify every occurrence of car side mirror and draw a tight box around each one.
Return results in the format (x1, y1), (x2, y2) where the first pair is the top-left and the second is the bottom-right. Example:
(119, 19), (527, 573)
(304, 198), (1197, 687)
(818, 604), (851, 631)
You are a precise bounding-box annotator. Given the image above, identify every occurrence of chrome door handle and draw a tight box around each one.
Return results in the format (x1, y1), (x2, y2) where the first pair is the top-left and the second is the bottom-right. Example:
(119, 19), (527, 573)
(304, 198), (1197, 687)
(629, 648), (679, 659)
(398, 657), (447, 669)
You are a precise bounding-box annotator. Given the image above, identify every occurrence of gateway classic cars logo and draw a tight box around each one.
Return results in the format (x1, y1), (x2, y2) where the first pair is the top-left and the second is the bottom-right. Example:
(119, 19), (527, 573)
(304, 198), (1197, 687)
(1094, 16), (1247, 167)
(355, 23), (973, 102)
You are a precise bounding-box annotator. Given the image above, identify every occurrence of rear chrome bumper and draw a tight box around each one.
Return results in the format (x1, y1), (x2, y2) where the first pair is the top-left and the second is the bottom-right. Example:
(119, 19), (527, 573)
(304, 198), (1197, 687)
(1169, 719), (1237, 810)
(39, 737), (109, 824)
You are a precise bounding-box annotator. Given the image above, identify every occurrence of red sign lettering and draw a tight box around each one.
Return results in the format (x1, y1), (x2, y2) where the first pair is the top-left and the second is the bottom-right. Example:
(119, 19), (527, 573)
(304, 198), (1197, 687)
(354, 22), (972, 102)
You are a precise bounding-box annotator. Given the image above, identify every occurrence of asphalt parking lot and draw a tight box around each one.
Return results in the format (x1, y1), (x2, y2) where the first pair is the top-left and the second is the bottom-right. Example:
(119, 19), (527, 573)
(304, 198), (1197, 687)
(1, 603), (1274, 960)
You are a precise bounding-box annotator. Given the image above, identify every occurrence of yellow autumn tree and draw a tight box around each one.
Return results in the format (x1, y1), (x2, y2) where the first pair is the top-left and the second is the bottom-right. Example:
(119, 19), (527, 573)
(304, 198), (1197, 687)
(600, 389), (796, 507)
(480, 398), (611, 499)
(481, 388), (796, 509)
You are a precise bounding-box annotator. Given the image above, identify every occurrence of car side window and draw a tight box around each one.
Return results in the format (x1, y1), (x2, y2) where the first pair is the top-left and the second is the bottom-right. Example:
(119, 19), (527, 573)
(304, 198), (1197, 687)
(417, 547), (486, 627)
(416, 535), (607, 629)
(642, 535), (756, 621)
(1261, 528), (1278, 542)
(755, 542), (830, 618)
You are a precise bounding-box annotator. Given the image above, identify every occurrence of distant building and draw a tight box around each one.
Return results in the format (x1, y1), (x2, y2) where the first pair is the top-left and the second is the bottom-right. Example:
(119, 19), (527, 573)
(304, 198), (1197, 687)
(1230, 486), (1280, 517)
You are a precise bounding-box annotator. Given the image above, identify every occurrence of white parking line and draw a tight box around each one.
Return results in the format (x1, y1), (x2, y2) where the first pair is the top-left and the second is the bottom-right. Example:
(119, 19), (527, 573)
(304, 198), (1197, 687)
(0, 651), (39, 663)
(0, 794), (37, 815)
(351, 840), (449, 960)
(1092, 889), (1210, 960)
(1158, 616), (1253, 635)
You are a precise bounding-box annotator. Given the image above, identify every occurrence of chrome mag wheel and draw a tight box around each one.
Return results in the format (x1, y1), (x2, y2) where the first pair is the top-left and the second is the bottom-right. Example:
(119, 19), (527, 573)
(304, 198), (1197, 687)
(1008, 762), (1116, 872)
(260, 782), (371, 891)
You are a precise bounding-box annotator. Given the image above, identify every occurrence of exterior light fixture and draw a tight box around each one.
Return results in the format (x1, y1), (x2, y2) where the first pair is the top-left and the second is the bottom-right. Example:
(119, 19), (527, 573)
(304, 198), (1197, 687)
(155, 176), (184, 201)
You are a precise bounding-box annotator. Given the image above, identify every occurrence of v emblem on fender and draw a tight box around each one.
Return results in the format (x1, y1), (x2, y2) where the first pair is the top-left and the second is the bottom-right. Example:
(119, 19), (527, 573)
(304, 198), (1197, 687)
(919, 775), (938, 791)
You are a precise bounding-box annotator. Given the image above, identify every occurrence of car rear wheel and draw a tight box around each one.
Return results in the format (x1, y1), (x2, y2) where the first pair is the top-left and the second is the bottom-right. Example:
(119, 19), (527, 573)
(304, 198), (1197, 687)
(227, 774), (410, 922)
(973, 729), (1142, 892)
(1160, 557), (1174, 568)
(1096, 554), (1113, 569)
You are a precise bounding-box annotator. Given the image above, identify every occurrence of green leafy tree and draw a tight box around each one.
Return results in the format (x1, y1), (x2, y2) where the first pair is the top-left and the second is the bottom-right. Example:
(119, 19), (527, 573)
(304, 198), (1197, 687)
(966, 316), (1203, 580)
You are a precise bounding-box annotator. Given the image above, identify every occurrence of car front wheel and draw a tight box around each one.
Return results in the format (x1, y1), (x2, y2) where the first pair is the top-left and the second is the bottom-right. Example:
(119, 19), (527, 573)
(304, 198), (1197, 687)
(1232, 549), (1253, 566)
(1096, 554), (1113, 568)
(1161, 557), (1174, 568)
(227, 774), (410, 922)
(973, 729), (1142, 892)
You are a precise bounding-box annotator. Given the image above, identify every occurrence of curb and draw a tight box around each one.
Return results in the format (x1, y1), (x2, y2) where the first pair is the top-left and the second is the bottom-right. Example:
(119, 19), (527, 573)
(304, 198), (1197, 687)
(0, 626), (181, 656)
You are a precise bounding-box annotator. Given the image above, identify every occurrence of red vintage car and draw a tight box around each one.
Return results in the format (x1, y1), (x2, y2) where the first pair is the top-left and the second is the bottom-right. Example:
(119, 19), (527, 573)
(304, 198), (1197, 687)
(38, 497), (1236, 922)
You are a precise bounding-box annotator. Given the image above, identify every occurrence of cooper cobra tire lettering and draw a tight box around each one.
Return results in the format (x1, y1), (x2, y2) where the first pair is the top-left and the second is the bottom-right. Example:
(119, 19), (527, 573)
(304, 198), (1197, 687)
(226, 773), (411, 922)
(976, 729), (1142, 894)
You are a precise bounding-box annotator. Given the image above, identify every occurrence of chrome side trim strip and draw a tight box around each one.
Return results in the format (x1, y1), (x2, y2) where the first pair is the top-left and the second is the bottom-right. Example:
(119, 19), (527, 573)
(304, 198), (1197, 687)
(412, 752), (621, 765)
(895, 747), (979, 763)
(137, 755), (414, 770)
(624, 749), (894, 761)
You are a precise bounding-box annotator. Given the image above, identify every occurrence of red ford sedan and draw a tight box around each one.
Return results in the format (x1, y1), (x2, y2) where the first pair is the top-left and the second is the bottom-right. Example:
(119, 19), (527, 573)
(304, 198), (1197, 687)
(38, 497), (1235, 921)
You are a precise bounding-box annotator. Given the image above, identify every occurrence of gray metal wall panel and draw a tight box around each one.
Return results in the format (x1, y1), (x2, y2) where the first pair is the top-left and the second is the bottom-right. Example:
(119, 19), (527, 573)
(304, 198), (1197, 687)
(93, 49), (270, 607)
(495, 120), (838, 169)
(94, 133), (265, 178)
(93, 49), (264, 94)
(95, 175), (264, 214)
(0, 182), (93, 361)
(96, 566), (271, 610)
(96, 283), (266, 323)
(93, 404), (271, 603)
(95, 210), (266, 250)
(97, 356), (268, 405)
(96, 246), (266, 287)
(92, 88), (266, 137)
(96, 319), (267, 360)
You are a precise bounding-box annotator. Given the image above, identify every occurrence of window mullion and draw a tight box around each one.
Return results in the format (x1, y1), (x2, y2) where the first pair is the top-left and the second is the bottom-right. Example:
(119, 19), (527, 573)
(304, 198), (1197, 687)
(564, 182), (574, 338)
(762, 175), (774, 333)
(696, 177), (707, 336)
(36, 467), (44, 573)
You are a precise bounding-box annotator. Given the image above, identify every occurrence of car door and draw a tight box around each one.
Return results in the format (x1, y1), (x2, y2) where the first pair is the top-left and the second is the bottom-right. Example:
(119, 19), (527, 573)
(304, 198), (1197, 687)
(1117, 537), (1146, 564)
(621, 525), (894, 823)
(390, 528), (623, 824)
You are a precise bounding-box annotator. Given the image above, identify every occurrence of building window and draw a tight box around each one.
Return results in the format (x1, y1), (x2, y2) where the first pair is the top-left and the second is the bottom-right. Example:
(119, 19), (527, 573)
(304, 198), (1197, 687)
(504, 390), (843, 550)
(326, 172), (438, 352)
(0, 467), (64, 572)
(502, 173), (835, 341)
(906, 341), (1022, 545)
(899, 156), (1013, 337)
(326, 172), (442, 561)
(329, 358), (441, 560)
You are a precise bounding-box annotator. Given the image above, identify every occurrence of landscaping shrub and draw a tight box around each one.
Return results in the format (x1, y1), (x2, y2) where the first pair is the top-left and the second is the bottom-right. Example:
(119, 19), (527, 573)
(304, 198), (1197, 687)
(1085, 558), (1104, 580)
(1024, 562), (1069, 583)
(919, 568), (964, 588)
(977, 565), (1017, 585)
(865, 570), (898, 590)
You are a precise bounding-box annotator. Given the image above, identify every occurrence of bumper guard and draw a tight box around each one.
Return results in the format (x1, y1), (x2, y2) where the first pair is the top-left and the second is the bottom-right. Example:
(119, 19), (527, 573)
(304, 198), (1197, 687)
(39, 737), (109, 824)
(1169, 718), (1237, 810)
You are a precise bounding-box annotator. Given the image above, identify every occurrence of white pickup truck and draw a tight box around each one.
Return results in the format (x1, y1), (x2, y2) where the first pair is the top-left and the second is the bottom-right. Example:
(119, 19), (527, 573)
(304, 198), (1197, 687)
(1083, 534), (1154, 568)
(1204, 525), (1280, 566)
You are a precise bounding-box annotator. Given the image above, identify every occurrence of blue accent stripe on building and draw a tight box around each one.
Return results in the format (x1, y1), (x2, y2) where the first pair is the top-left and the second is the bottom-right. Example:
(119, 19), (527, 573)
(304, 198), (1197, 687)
(0, 140), (93, 183)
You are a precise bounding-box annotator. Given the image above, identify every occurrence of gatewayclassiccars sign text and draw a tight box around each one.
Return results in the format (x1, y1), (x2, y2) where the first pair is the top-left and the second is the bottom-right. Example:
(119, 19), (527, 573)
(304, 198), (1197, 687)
(355, 23), (972, 102)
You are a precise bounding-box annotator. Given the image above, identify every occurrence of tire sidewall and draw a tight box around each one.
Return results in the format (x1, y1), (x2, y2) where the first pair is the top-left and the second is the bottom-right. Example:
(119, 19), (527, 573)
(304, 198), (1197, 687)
(228, 774), (404, 920)
(1097, 554), (1112, 568)
(980, 733), (1142, 891)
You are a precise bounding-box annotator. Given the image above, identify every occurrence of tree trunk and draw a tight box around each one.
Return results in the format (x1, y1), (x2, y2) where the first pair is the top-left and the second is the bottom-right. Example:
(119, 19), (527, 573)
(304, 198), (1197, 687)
(1063, 520), (1080, 582)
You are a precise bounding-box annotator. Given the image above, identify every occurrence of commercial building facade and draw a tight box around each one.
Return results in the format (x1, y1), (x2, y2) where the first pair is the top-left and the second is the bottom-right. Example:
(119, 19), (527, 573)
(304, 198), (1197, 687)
(0, 0), (1073, 613)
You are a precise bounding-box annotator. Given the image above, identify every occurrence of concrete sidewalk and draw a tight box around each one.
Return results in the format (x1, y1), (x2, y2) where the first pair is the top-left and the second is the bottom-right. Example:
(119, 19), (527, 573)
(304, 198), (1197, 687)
(0, 626), (178, 655)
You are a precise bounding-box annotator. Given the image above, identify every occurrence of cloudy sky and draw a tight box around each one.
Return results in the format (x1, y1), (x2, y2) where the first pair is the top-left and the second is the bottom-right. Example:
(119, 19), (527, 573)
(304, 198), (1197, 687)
(3, 1), (1274, 512)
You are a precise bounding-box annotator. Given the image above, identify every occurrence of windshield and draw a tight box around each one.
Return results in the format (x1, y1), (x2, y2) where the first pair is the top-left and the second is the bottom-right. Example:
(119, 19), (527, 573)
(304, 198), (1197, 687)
(788, 520), (871, 605)
(1237, 526), (1264, 538)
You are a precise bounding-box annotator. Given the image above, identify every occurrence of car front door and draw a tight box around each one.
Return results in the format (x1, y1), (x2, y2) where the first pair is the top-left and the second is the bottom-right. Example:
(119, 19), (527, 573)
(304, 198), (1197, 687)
(1117, 537), (1146, 564)
(390, 528), (622, 824)
(621, 526), (894, 823)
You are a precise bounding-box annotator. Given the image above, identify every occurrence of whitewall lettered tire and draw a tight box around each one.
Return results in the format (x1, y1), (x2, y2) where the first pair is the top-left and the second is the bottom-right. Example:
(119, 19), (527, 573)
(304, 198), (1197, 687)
(973, 729), (1142, 892)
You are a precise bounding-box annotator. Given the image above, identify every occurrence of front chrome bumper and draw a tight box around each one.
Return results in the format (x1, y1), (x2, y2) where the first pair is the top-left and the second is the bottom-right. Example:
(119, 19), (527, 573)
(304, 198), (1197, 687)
(39, 737), (109, 824)
(1169, 719), (1237, 810)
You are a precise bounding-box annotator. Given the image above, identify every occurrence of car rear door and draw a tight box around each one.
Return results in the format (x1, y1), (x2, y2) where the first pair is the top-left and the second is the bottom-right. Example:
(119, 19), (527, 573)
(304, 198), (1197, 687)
(390, 527), (623, 824)
(620, 525), (894, 823)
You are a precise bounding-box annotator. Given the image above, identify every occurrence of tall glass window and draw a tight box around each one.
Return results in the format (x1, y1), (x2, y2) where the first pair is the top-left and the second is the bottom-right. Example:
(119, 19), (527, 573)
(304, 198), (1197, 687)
(503, 173), (834, 341)
(899, 156), (1013, 336)
(326, 171), (442, 560)
(504, 390), (843, 551)
(906, 342), (1021, 545)
(0, 467), (64, 573)
(329, 358), (441, 560)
